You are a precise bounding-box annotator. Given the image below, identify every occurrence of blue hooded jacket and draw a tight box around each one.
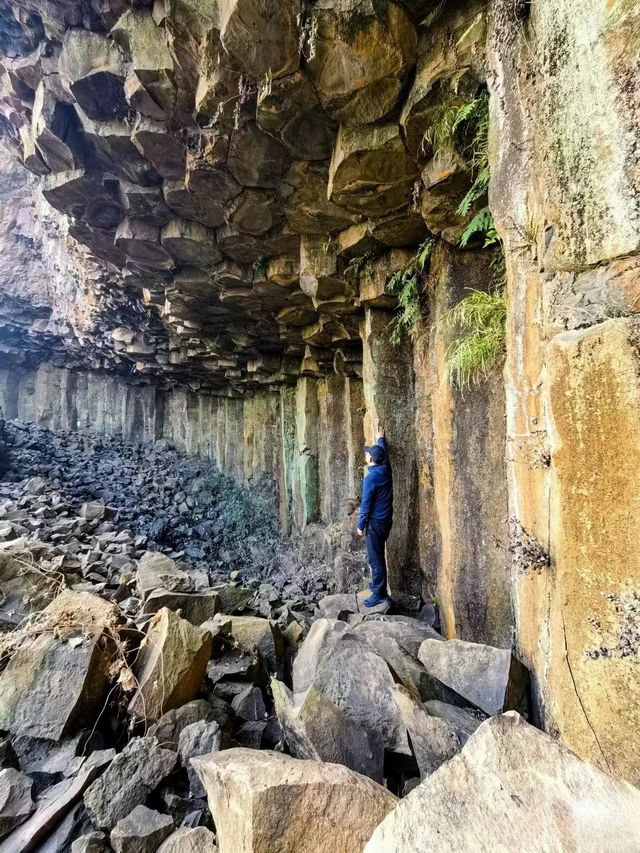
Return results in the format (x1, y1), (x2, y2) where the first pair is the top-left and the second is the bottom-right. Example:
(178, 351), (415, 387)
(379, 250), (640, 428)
(358, 436), (393, 531)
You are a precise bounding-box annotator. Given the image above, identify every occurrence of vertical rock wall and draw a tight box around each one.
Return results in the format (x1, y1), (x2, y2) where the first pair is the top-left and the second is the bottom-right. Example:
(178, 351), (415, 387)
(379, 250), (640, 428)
(490, 0), (640, 783)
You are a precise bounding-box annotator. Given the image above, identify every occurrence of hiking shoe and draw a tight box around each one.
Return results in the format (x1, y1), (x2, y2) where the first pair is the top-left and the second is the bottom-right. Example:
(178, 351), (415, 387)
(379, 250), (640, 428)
(364, 593), (390, 609)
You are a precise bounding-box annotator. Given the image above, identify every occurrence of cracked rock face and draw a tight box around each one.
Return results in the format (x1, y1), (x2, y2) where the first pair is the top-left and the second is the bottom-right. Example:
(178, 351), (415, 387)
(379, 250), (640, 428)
(0, 0), (486, 394)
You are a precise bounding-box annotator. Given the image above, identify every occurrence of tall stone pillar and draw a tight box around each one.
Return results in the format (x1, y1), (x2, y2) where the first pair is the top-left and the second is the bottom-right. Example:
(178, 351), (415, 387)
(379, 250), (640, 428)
(291, 376), (320, 531)
(361, 307), (420, 597)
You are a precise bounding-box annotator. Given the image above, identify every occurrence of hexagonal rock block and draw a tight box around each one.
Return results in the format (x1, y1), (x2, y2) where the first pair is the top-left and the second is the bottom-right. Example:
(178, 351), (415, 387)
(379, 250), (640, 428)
(60, 30), (129, 120)
(257, 71), (336, 161)
(42, 169), (123, 229)
(299, 234), (355, 303)
(115, 218), (175, 271)
(160, 219), (222, 269)
(400, 0), (486, 160)
(227, 121), (288, 189)
(364, 713), (640, 853)
(227, 615), (285, 675)
(192, 749), (397, 853)
(32, 82), (80, 173)
(328, 124), (419, 216)
(132, 117), (186, 179)
(358, 249), (414, 308)
(306, 1), (417, 126)
(218, 0), (300, 80)
(128, 608), (213, 721)
(74, 111), (155, 186)
(284, 161), (359, 234)
(118, 182), (173, 227)
(111, 10), (176, 121)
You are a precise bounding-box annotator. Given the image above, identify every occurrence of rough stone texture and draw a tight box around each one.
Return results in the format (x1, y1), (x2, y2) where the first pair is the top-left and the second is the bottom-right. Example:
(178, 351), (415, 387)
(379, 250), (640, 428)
(489, 0), (640, 783)
(0, 591), (119, 740)
(84, 737), (177, 830)
(129, 608), (213, 721)
(0, 0), (637, 788)
(193, 748), (397, 853)
(110, 806), (174, 853)
(418, 638), (528, 717)
(364, 712), (640, 853)
(156, 827), (217, 853)
(0, 769), (33, 839)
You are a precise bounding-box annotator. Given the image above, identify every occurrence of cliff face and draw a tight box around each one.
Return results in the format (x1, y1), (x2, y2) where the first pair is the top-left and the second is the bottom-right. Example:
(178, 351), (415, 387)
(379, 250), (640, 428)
(0, 0), (638, 784)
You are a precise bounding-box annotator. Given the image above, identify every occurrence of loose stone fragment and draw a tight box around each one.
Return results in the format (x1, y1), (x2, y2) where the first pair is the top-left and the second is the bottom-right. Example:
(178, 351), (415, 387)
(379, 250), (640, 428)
(0, 769), (33, 839)
(110, 805), (174, 853)
(417, 638), (529, 716)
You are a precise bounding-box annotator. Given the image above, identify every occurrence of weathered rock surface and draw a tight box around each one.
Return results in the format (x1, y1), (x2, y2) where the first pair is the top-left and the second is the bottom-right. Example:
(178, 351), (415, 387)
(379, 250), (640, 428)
(418, 638), (529, 716)
(0, 770), (33, 839)
(110, 805), (174, 853)
(364, 713), (640, 852)
(193, 748), (397, 853)
(156, 827), (217, 853)
(0, 591), (120, 740)
(128, 608), (213, 721)
(84, 738), (177, 830)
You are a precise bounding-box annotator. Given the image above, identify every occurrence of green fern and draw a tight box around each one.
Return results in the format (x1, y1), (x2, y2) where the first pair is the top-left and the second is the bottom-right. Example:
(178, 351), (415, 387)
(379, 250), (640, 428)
(388, 238), (436, 344)
(441, 285), (507, 390)
(459, 206), (499, 247)
(422, 0), (446, 27)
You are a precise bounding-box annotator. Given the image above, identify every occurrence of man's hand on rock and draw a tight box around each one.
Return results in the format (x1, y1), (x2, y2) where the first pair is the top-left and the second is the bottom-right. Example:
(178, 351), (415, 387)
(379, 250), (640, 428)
(357, 528), (365, 537)
(377, 421), (385, 439)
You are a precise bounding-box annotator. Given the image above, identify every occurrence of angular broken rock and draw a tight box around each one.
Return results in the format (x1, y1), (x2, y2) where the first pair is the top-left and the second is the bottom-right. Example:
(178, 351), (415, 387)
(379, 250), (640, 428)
(142, 588), (220, 624)
(424, 700), (486, 746)
(84, 737), (177, 831)
(417, 638), (529, 716)
(135, 552), (194, 601)
(0, 769), (33, 839)
(156, 827), (217, 852)
(0, 591), (120, 740)
(193, 748), (397, 853)
(148, 700), (217, 751)
(227, 615), (284, 675)
(128, 608), (213, 721)
(177, 720), (221, 799)
(110, 805), (174, 853)
(272, 679), (385, 783)
(364, 712), (640, 852)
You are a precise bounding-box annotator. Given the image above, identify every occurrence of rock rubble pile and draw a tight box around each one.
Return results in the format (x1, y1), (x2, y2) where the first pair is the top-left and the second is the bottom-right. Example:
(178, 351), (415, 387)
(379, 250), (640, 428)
(0, 423), (638, 852)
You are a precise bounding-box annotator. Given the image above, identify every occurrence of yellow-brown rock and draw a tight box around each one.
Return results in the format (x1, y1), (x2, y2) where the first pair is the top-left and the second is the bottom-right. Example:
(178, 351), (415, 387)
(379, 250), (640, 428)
(129, 608), (212, 721)
(192, 748), (397, 853)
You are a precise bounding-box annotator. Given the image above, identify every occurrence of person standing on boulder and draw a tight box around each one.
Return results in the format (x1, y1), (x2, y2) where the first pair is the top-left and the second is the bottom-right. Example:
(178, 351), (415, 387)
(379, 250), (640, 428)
(357, 422), (393, 608)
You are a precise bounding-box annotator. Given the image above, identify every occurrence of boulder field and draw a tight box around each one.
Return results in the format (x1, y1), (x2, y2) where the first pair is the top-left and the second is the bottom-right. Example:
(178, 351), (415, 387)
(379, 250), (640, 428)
(0, 424), (638, 851)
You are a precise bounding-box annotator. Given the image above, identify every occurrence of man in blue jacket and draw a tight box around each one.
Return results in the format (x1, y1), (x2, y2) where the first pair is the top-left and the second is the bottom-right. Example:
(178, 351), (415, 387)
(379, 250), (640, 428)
(357, 422), (393, 608)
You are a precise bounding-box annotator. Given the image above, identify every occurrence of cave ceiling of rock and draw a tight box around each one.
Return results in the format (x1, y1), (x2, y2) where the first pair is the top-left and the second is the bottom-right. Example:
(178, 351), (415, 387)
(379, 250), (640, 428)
(0, 0), (487, 394)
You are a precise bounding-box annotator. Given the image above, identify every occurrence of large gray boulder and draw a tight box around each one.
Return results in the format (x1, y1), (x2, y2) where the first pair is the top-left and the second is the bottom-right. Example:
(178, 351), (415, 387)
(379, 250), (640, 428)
(417, 638), (529, 716)
(193, 748), (397, 853)
(365, 712), (640, 852)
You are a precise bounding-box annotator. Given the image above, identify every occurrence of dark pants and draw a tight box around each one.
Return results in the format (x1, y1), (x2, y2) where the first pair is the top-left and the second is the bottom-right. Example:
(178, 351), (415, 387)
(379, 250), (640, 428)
(366, 517), (392, 598)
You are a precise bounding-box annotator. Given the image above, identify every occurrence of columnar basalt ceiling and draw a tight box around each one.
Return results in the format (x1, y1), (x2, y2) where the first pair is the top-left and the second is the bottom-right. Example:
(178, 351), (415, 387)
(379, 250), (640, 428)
(0, 0), (487, 393)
